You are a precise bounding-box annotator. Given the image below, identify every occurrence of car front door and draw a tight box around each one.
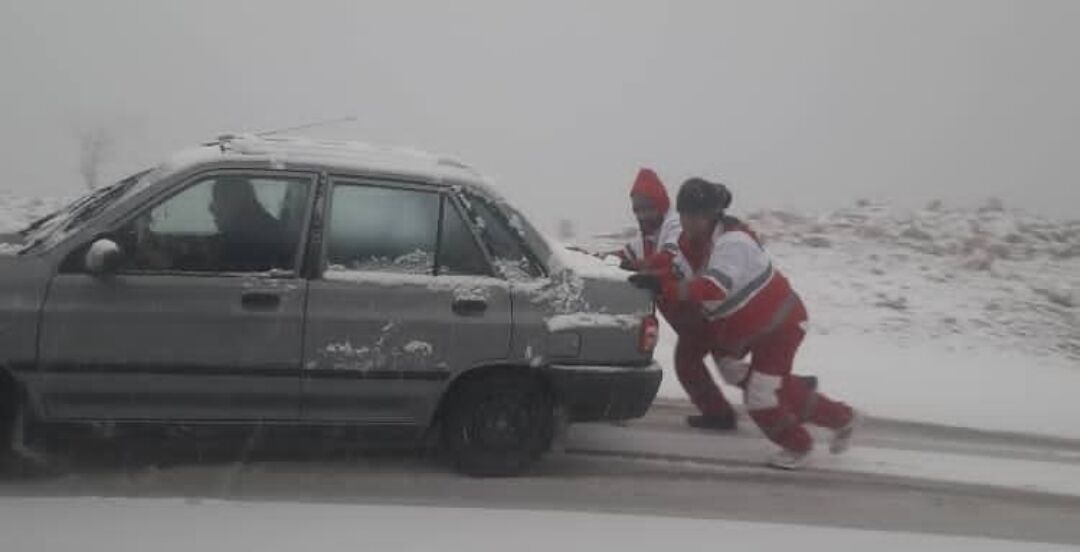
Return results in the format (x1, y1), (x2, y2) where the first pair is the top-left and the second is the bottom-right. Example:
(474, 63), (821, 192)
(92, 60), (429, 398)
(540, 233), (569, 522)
(301, 178), (512, 426)
(36, 171), (315, 421)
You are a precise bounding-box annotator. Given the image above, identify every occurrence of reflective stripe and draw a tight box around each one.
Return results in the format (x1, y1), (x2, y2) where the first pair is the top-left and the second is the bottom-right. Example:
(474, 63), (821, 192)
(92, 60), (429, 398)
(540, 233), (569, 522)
(745, 372), (783, 409)
(701, 298), (726, 314)
(703, 265), (775, 319)
(729, 292), (799, 352)
(704, 268), (734, 292)
(715, 356), (750, 386)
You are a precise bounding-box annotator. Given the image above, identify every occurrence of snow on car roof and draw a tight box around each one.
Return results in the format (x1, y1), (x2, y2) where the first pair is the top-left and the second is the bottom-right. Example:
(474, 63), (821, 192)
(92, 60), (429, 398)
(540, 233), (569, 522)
(157, 134), (503, 198)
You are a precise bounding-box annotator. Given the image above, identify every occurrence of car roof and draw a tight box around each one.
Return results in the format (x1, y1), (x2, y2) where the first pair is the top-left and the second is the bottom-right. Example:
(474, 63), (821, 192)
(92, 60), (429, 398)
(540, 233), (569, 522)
(157, 134), (504, 200)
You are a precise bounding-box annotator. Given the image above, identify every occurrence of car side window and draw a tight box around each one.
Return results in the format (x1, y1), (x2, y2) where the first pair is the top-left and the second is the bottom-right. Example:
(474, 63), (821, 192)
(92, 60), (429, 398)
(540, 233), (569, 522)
(466, 196), (544, 280)
(115, 175), (311, 273)
(325, 182), (440, 275)
(438, 199), (492, 276)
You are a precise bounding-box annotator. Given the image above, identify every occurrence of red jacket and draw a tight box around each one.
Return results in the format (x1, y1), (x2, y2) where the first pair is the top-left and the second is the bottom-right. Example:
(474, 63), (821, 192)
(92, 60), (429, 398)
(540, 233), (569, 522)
(653, 218), (802, 352)
(615, 168), (671, 269)
(616, 169), (706, 334)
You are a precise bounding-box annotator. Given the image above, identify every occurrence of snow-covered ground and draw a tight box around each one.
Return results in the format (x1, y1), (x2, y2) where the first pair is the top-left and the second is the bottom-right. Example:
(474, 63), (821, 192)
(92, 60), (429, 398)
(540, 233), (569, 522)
(571, 417), (1080, 498)
(652, 320), (1080, 440)
(1, 498), (1073, 552)
(584, 200), (1080, 440)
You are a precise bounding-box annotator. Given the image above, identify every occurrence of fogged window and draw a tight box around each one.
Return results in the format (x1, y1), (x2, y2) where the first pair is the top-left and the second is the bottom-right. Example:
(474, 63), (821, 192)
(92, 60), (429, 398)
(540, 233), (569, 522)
(326, 183), (439, 274)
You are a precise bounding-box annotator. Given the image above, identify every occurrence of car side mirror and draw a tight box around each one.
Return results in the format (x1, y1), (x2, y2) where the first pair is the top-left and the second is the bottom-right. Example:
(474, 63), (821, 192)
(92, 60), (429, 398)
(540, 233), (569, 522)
(85, 239), (124, 275)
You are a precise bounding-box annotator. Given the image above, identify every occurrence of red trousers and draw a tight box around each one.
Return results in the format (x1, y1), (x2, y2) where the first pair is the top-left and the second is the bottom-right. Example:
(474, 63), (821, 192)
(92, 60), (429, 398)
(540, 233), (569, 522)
(673, 326), (735, 417)
(742, 306), (853, 453)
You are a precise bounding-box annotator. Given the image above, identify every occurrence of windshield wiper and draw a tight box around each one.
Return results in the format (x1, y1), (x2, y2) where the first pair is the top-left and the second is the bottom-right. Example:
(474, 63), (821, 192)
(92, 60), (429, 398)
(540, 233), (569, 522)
(61, 180), (133, 232)
(17, 212), (59, 237)
(16, 170), (151, 254)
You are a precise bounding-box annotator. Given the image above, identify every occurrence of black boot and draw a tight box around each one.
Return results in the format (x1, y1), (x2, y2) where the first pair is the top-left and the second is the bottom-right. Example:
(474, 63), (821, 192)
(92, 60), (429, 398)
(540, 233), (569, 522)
(686, 412), (738, 431)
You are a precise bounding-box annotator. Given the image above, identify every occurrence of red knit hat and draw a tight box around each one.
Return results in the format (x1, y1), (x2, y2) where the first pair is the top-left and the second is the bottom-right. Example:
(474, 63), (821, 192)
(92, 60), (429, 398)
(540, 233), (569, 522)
(629, 168), (670, 214)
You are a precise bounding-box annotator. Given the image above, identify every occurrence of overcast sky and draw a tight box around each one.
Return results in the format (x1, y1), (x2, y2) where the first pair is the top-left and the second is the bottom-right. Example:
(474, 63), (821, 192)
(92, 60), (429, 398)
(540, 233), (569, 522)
(1, 0), (1077, 233)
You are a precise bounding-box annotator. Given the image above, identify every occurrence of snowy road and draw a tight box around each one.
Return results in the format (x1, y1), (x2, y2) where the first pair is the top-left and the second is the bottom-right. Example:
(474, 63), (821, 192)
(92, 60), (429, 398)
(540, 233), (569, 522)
(2, 401), (1079, 547)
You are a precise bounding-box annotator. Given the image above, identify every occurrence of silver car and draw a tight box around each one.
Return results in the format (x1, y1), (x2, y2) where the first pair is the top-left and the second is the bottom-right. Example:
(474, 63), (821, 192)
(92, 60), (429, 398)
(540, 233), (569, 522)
(0, 135), (661, 476)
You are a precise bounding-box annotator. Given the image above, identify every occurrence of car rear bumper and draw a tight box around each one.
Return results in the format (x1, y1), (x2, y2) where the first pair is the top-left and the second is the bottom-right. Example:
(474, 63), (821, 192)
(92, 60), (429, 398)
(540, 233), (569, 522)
(542, 362), (662, 422)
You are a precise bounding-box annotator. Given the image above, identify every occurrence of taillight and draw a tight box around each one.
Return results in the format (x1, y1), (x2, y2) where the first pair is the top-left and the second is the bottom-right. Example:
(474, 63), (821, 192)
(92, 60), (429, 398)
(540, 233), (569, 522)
(639, 314), (659, 353)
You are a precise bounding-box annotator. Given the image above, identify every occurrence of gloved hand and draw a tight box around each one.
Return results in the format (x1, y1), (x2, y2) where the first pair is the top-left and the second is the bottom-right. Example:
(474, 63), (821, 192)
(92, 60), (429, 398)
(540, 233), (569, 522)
(628, 272), (662, 294)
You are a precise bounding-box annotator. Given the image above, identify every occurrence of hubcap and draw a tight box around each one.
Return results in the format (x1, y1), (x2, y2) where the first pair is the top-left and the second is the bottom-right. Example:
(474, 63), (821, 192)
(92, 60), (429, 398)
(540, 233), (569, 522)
(468, 396), (534, 451)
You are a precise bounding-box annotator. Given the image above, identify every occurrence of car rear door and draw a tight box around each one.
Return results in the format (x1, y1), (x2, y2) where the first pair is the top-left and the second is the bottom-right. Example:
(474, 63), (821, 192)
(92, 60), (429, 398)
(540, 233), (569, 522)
(301, 177), (511, 426)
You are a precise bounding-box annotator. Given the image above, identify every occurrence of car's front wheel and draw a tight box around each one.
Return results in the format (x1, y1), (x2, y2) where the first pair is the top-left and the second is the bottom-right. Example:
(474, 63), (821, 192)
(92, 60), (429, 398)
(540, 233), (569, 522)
(442, 372), (554, 477)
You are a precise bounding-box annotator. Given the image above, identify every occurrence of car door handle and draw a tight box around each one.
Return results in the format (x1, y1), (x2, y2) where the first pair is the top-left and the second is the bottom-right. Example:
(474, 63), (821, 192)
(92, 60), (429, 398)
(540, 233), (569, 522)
(451, 298), (488, 316)
(241, 292), (281, 311)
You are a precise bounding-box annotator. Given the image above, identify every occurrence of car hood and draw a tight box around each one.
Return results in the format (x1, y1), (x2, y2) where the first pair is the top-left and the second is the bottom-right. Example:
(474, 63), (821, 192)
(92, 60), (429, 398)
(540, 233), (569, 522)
(515, 247), (655, 366)
(541, 247), (653, 316)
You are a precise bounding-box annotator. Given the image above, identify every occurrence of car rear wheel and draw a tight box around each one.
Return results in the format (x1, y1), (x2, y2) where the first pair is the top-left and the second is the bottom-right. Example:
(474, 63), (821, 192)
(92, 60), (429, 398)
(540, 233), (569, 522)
(442, 373), (554, 477)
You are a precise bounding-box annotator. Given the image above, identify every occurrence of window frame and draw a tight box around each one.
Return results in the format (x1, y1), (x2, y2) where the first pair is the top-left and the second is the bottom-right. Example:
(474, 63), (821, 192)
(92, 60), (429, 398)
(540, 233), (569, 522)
(94, 169), (318, 278)
(317, 177), (497, 279)
(437, 193), (497, 278)
(458, 191), (548, 280)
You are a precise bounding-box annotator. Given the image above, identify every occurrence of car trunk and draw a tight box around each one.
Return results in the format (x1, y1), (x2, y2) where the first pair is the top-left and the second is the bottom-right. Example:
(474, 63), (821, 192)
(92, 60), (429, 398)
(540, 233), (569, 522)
(510, 248), (656, 367)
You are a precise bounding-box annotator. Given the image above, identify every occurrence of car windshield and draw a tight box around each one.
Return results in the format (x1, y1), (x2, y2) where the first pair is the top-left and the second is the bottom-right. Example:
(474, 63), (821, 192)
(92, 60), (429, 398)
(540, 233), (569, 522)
(17, 170), (149, 253)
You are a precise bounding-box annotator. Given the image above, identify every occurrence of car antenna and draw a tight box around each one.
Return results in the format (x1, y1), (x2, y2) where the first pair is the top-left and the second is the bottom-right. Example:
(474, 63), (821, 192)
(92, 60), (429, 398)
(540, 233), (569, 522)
(206, 116), (360, 152)
(255, 115), (360, 137)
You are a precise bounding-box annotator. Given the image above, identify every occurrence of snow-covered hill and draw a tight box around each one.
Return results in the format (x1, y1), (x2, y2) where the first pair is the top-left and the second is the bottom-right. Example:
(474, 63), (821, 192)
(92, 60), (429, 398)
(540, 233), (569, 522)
(755, 200), (1078, 361)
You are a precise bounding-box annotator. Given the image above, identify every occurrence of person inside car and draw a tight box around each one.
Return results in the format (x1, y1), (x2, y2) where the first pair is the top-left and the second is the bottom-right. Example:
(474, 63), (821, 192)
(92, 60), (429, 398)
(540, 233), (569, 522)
(210, 177), (291, 272)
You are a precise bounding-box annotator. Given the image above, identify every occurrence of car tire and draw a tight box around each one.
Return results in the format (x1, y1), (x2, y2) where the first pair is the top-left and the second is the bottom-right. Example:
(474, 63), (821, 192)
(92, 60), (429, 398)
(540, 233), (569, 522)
(442, 373), (554, 477)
